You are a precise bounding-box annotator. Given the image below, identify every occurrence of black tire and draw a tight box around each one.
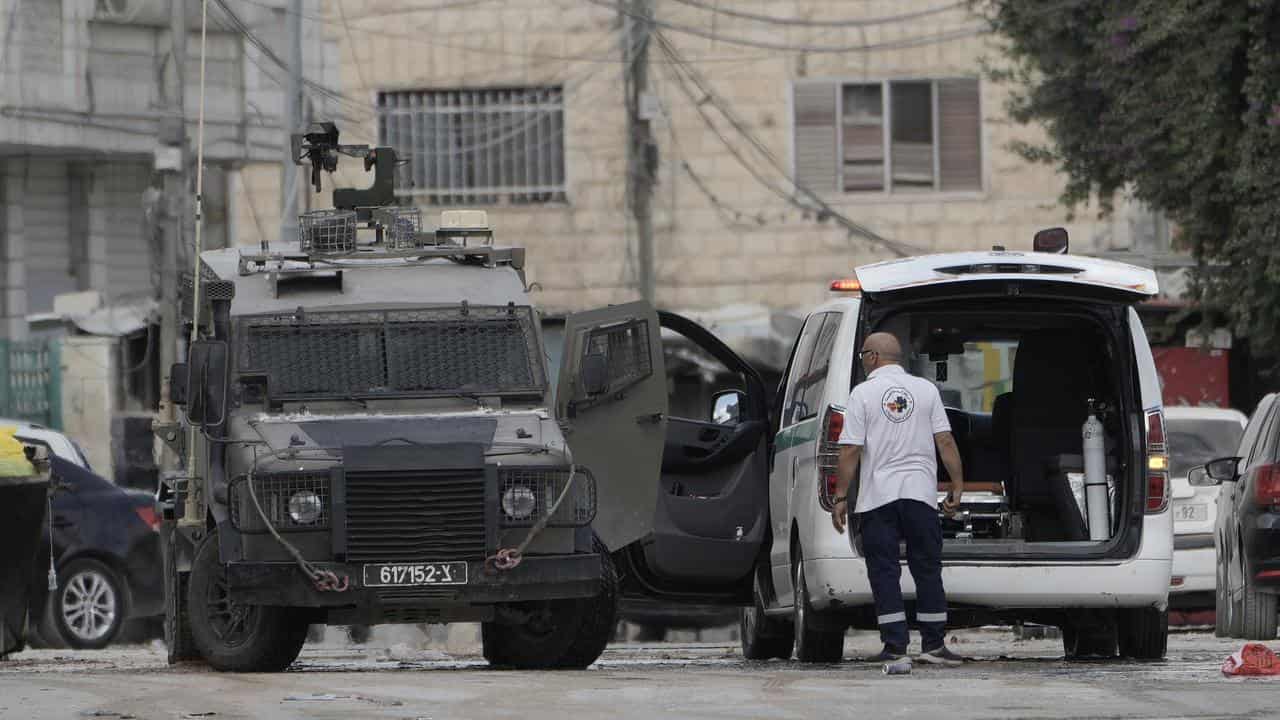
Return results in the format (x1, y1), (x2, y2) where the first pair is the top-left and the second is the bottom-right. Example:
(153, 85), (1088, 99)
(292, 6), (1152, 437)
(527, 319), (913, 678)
(740, 571), (793, 660)
(1240, 575), (1279, 641)
(52, 558), (127, 650)
(162, 529), (199, 664)
(1061, 615), (1118, 660)
(346, 624), (371, 645)
(555, 538), (620, 669)
(27, 597), (65, 650)
(792, 550), (843, 663)
(1214, 541), (1230, 638)
(1118, 608), (1168, 660)
(187, 532), (309, 672)
(481, 600), (582, 669)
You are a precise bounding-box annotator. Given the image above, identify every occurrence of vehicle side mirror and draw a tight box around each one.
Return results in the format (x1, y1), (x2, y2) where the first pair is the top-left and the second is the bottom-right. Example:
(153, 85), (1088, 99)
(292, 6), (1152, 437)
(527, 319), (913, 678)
(712, 390), (745, 425)
(1205, 456), (1241, 483)
(1187, 466), (1217, 487)
(580, 353), (609, 396)
(169, 363), (189, 405)
(186, 340), (229, 426)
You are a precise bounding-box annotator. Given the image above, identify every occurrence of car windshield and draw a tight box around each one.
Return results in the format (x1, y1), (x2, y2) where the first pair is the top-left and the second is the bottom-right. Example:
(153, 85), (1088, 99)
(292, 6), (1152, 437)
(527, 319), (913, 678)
(1167, 418), (1244, 478)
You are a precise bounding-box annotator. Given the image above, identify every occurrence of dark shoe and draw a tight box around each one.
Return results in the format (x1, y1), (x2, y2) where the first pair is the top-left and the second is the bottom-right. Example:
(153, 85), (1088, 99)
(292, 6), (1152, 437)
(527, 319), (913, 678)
(864, 646), (908, 663)
(917, 645), (967, 666)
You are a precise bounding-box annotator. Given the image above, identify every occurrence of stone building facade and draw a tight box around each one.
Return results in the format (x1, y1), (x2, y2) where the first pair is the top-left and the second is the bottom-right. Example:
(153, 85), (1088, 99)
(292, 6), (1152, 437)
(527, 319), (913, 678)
(241, 0), (1159, 317)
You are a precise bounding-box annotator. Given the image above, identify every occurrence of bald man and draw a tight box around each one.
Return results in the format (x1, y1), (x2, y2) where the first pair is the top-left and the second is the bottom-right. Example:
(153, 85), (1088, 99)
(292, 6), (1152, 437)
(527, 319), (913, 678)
(832, 332), (966, 665)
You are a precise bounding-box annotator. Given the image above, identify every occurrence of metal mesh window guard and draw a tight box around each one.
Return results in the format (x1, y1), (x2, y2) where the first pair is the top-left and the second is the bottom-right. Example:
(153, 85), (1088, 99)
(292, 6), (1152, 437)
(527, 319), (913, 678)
(238, 306), (546, 399)
(229, 472), (330, 532)
(499, 466), (596, 527)
(583, 319), (652, 394)
(377, 87), (566, 205)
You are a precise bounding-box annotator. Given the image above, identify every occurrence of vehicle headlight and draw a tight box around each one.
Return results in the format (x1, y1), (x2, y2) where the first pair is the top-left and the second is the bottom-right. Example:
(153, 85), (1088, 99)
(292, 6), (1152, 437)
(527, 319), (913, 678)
(501, 485), (537, 520)
(288, 490), (323, 525)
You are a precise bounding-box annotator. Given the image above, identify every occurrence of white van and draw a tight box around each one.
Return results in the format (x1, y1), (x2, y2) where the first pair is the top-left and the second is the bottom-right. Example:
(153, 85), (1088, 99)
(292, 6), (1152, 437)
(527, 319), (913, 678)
(740, 237), (1173, 661)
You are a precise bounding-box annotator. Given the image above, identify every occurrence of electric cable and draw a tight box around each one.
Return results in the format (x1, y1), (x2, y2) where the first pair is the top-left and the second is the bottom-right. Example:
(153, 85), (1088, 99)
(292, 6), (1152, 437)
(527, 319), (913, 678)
(668, 0), (970, 28)
(585, 0), (989, 55)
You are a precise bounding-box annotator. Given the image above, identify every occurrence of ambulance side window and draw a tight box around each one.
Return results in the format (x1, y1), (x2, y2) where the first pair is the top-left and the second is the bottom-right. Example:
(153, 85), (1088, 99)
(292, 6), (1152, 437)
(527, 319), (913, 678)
(781, 313), (834, 427)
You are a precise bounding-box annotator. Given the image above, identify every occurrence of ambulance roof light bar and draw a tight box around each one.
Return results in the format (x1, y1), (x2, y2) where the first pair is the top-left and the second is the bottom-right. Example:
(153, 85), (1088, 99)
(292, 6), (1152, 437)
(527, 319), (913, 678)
(830, 277), (862, 293)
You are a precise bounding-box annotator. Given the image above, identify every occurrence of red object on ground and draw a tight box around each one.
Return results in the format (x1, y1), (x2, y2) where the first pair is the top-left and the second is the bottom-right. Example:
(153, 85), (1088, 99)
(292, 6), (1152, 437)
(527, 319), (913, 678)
(1222, 643), (1280, 677)
(1153, 346), (1229, 407)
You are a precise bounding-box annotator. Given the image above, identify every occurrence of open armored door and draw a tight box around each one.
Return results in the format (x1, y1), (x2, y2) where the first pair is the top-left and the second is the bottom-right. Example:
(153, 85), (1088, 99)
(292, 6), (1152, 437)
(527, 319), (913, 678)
(557, 302), (668, 551)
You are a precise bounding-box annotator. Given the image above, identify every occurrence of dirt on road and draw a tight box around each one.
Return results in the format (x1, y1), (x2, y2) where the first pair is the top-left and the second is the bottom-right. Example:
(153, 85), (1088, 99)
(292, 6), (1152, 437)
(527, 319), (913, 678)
(1, 629), (1275, 719)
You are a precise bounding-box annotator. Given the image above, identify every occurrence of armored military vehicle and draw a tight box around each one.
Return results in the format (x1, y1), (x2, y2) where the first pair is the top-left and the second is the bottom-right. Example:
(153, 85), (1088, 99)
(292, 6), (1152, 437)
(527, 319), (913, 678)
(158, 125), (777, 671)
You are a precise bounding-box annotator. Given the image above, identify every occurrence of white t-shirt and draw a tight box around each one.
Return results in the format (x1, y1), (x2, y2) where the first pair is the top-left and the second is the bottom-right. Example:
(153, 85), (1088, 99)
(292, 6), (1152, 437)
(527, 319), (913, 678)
(837, 364), (951, 514)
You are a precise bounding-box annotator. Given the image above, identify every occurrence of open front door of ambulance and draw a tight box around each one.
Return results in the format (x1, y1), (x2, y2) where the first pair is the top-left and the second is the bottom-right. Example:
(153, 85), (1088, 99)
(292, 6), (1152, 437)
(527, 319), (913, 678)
(557, 302), (668, 552)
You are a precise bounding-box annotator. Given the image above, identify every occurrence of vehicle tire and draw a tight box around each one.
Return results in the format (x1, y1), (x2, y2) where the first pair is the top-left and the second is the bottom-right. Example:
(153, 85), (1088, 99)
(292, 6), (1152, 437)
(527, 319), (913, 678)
(187, 532), (309, 672)
(346, 624), (371, 645)
(554, 537), (620, 669)
(1240, 576), (1279, 641)
(162, 530), (199, 664)
(27, 597), (66, 649)
(481, 600), (581, 670)
(792, 550), (843, 663)
(1118, 608), (1168, 660)
(1214, 544), (1230, 638)
(740, 572), (793, 661)
(1061, 616), (1117, 660)
(52, 558), (127, 650)
(1223, 533), (1246, 639)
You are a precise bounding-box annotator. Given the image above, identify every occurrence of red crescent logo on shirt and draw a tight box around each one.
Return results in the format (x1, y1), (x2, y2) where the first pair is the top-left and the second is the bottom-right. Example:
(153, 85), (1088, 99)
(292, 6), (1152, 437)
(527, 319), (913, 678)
(880, 387), (915, 423)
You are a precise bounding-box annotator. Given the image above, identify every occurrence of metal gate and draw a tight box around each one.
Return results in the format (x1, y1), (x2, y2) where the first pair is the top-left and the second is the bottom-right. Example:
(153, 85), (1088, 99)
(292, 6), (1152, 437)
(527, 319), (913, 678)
(0, 339), (62, 429)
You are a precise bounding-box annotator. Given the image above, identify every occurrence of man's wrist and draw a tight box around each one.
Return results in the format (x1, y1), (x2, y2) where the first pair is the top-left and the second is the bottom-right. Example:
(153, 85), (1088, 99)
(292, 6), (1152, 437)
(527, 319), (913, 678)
(833, 495), (848, 504)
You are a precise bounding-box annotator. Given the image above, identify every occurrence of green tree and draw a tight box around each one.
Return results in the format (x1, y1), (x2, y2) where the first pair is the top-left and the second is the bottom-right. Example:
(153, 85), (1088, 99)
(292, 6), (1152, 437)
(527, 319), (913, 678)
(979, 0), (1280, 360)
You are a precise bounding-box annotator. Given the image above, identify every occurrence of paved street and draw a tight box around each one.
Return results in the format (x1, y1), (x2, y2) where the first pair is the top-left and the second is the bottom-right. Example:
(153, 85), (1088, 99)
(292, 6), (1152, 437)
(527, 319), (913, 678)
(1, 629), (1276, 719)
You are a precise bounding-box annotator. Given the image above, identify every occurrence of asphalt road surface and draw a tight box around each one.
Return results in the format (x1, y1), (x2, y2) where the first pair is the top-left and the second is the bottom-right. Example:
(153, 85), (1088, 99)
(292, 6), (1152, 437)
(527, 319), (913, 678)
(1, 629), (1276, 719)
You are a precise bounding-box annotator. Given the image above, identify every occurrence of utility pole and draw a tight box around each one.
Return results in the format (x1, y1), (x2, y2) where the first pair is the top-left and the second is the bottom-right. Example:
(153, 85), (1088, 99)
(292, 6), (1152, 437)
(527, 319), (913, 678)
(623, 0), (655, 304)
(280, 0), (303, 244)
(157, 0), (189, 463)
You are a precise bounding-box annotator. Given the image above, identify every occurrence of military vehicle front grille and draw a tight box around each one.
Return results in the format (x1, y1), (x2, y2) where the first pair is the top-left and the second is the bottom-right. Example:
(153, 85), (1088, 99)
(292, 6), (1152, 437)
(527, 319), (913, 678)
(375, 587), (463, 605)
(345, 470), (488, 563)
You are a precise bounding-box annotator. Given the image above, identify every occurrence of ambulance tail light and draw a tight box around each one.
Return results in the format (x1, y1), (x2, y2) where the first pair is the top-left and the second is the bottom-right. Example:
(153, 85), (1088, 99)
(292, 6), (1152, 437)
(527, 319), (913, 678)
(1146, 409), (1170, 514)
(817, 405), (846, 511)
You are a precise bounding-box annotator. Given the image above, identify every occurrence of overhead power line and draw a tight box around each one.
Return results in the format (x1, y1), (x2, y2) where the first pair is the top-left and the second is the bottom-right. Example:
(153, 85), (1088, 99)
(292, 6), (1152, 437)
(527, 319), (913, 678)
(655, 31), (925, 257)
(667, 0), (970, 28)
(584, 0), (989, 55)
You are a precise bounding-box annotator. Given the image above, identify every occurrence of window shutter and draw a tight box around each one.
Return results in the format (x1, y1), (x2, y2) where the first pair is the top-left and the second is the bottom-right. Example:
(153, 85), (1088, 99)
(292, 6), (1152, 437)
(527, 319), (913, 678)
(938, 79), (982, 192)
(793, 82), (838, 193)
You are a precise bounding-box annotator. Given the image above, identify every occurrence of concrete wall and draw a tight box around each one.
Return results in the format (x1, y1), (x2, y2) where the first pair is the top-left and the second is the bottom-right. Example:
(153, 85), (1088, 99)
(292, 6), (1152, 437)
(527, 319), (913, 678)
(59, 335), (118, 477)
(271, 0), (1145, 316)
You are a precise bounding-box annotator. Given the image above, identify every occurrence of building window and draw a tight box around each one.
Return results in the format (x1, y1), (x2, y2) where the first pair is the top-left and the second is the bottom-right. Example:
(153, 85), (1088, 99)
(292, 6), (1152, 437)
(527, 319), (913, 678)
(377, 87), (566, 205)
(793, 78), (982, 194)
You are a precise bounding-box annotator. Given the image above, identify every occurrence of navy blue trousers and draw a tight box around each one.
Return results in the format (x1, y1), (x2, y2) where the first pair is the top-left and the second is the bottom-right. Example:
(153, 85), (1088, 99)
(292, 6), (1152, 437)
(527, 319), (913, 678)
(858, 499), (948, 652)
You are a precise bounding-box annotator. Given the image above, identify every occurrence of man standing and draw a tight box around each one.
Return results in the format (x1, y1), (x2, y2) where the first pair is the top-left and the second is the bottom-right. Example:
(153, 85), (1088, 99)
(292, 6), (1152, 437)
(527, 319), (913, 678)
(831, 332), (966, 665)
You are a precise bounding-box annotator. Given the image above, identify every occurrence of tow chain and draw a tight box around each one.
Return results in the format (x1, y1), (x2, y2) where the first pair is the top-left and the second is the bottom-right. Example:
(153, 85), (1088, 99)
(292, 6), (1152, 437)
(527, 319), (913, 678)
(484, 464), (577, 575)
(246, 462), (350, 593)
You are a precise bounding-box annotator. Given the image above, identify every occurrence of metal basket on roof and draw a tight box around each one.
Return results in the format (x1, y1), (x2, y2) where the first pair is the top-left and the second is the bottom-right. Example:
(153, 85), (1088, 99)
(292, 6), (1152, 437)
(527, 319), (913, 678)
(379, 207), (423, 249)
(299, 209), (358, 254)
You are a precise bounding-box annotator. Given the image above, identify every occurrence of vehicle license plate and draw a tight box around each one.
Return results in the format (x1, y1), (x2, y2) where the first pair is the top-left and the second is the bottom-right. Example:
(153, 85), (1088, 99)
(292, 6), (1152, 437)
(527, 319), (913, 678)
(1175, 504), (1207, 523)
(363, 562), (468, 587)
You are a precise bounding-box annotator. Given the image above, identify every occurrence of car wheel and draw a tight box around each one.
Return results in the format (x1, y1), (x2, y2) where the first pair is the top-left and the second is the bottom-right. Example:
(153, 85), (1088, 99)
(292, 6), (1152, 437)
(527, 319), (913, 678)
(162, 529), (199, 664)
(554, 536), (620, 669)
(52, 559), (126, 650)
(1061, 614), (1117, 660)
(1240, 574), (1279, 641)
(187, 531), (309, 672)
(740, 571), (794, 661)
(1118, 608), (1168, 660)
(792, 549), (843, 663)
(481, 600), (582, 669)
(1225, 533), (1246, 638)
(1214, 540), (1230, 638)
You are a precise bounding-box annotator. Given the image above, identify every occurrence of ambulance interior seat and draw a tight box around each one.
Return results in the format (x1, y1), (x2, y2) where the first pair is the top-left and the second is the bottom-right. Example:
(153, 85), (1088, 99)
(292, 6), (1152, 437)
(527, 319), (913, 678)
(1008, 332), (1097, 541)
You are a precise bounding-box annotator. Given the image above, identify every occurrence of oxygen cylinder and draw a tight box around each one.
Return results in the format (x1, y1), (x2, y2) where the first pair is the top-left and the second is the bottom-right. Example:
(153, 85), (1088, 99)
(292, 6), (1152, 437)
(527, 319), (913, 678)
(1082, 400), (1110, 541)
